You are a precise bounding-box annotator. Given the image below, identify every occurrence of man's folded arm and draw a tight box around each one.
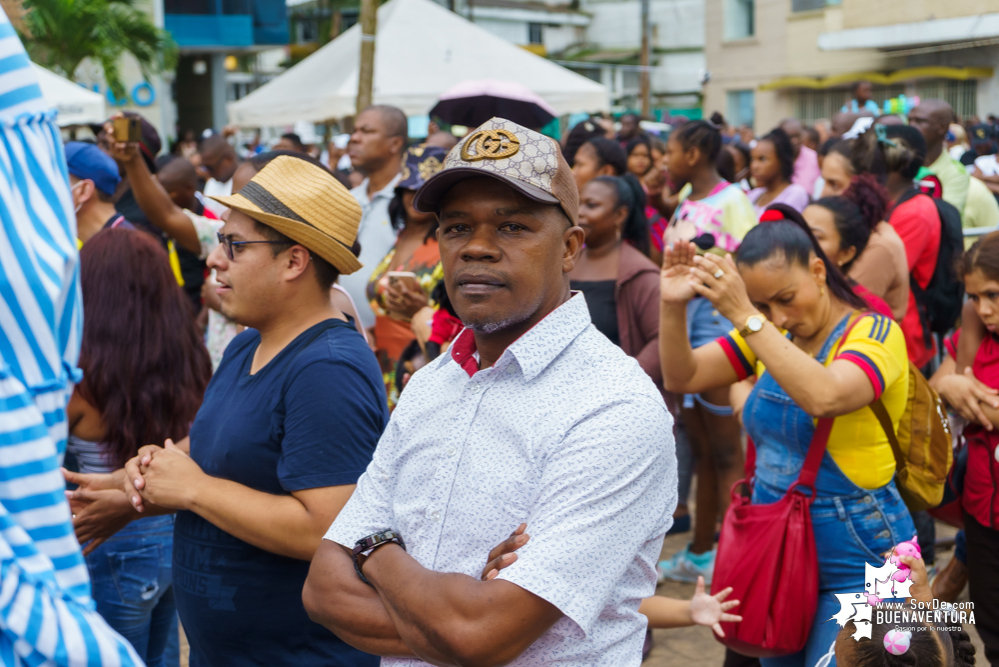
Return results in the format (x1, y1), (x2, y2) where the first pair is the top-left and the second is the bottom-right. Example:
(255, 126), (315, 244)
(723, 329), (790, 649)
(303, 540), (415, 657)
(360, 543), (563, 667)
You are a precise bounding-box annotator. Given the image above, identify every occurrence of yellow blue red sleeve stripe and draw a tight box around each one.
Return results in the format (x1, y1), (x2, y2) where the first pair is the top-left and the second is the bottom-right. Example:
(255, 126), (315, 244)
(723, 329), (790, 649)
(838, 350), (887, 399)
(866, 314), (891, 344)
(718, 332), (754, 381)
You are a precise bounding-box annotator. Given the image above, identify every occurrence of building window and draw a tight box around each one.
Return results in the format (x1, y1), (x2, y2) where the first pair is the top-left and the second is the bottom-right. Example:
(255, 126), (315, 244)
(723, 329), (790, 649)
(792, 0), (829, 11)
(724, 0), (753, 40)
(727, 90), (755, 129)
(528, 23), (543, 45)
(792, 80), (977, 124)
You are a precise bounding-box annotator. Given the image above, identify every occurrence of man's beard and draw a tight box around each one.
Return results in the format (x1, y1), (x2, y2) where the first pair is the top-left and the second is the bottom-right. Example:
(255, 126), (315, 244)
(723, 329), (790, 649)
(464, 312), (531, 334)
(460, 292), (543, 335)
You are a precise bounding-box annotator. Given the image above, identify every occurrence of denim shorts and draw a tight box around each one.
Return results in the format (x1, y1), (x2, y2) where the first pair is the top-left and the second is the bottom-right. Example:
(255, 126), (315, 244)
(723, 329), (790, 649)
(687, 296), (733, 349)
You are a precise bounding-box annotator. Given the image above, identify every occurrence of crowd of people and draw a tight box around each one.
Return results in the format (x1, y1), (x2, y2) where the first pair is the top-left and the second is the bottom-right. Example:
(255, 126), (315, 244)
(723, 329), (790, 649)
(1, 17), (997, 664)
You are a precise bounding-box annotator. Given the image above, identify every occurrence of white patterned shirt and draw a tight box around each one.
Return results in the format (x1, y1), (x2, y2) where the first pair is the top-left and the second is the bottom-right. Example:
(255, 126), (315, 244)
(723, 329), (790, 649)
(326, 292), (677, 666)
(340, 175), (402, 329)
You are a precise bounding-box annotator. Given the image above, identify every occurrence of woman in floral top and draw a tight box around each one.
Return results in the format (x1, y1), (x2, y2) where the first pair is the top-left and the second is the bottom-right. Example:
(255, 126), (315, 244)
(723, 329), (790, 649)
(366, 145), (448, 406)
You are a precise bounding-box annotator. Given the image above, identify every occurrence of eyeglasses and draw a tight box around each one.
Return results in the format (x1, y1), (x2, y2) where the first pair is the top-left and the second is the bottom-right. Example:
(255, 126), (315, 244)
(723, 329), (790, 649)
(216, 232), (293, 260)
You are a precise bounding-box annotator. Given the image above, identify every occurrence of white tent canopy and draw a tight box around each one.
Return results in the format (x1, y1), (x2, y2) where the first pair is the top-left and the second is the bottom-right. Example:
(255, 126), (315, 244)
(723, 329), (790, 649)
(32, 64), (105, 127)
(228, 0), (608, 126)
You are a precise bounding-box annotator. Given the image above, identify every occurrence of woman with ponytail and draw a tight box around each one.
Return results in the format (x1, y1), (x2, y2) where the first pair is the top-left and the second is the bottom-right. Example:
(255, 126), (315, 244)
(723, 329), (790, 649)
(851, 124), (944, 368)
(804, 174), (910, 320)
(572, 174), (668, 403)
(659, 204), (915, 667)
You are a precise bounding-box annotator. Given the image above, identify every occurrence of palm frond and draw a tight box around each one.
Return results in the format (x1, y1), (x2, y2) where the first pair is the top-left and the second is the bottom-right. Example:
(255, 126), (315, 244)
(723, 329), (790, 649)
(20, 0), (176, 98)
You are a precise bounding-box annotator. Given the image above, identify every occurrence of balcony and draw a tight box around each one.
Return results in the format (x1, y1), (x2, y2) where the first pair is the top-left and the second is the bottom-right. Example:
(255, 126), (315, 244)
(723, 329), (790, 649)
(166, 14), (255, 48)
(165, 0), (288, 50)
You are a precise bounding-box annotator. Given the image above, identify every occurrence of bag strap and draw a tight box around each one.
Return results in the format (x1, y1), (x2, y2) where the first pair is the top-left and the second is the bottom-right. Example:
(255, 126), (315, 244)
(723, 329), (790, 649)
(870, 398), (907, 472)
(792, 312), (870, 490)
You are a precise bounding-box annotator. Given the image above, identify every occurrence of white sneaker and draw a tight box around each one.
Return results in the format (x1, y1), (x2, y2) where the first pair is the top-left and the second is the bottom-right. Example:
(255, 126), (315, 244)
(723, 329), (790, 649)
(657, 545), (715, 585)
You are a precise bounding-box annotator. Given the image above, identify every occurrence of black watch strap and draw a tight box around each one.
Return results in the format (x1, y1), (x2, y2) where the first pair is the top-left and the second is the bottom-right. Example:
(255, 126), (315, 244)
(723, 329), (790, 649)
(352, 530), (406, 586)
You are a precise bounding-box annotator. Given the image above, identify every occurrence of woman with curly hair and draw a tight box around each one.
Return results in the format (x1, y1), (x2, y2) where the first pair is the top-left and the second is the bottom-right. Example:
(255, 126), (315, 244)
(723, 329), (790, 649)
(65, 227), (212, 667)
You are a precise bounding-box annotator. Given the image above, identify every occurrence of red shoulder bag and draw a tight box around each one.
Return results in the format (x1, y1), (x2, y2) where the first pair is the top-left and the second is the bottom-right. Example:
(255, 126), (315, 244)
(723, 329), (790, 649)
(709, 315), (865, 657)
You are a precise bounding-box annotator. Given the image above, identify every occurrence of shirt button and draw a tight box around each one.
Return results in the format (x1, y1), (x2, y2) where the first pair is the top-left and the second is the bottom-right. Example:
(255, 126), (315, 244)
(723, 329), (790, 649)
(446, 446), (457, 457)
(863, 495), (873, 504)
(469, 384), (480, 394)
(506, 365), (517, 375)
(430, 510), (441, 522)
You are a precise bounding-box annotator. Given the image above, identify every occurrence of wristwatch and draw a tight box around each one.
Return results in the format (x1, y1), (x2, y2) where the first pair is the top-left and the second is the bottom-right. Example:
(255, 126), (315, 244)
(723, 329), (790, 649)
(740, 313), (765, 337)
(352, 530), (406, 586)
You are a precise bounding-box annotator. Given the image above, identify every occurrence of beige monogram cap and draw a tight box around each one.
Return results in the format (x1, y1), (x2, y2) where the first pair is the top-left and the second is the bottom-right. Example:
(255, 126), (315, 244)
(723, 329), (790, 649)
(413, 117), (578, 223)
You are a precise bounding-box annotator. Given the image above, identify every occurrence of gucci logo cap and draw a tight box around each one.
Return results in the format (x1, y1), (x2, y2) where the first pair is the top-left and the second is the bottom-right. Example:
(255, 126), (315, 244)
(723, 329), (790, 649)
(413, 117), (578, 224)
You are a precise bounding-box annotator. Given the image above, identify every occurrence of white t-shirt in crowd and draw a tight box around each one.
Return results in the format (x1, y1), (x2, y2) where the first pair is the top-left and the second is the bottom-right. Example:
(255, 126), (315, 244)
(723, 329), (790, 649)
(974, 154), (999, 177)
(339, 175), (401, 328)
(203, 177), (233, 217)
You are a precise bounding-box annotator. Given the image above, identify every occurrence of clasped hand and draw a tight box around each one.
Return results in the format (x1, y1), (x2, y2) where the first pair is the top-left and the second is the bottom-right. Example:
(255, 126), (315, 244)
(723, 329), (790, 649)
(123, 439), (205, 512)
(660, 241), (758, 324)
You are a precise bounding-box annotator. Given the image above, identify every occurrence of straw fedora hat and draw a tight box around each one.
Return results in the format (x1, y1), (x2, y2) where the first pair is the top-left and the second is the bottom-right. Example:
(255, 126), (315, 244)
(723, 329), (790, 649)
(210, 155), (364, 275)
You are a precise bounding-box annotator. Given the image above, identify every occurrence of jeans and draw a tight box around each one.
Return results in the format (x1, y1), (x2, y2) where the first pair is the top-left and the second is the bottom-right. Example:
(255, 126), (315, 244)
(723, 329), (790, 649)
(86, 515), (179, 667)
(755, 479), (915, 667)
(745, 314), (916, 667)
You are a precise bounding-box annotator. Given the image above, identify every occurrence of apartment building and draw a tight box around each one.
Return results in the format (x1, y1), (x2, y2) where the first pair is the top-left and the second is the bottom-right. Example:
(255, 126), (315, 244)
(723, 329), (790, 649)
(704, 0), (999, 131)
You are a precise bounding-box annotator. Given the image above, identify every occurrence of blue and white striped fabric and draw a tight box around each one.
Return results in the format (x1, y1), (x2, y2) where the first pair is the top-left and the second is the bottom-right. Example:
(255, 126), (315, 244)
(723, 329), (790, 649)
(0, 8), (144, 666)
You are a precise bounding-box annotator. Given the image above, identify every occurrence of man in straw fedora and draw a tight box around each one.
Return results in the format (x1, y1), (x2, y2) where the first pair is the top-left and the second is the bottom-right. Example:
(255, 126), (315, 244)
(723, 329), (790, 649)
(122, 155), (387, 666)
(305, 118), (676, 666)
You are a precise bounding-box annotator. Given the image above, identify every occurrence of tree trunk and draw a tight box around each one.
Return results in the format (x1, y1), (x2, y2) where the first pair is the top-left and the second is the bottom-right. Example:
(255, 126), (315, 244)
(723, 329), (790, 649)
(356, 0), (377, 113)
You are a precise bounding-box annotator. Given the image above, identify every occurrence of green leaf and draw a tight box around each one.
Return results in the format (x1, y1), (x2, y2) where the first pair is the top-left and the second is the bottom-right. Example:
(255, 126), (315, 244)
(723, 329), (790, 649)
(20, 0), (176, 99)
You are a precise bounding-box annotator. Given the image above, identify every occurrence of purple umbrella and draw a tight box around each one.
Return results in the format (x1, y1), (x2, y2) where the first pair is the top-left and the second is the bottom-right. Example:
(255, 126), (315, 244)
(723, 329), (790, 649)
(430, 79), (558, 129)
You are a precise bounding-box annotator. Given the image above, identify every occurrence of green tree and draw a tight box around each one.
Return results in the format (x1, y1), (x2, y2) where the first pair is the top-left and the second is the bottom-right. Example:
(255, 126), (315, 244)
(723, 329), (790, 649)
(19, 0), (177, 101)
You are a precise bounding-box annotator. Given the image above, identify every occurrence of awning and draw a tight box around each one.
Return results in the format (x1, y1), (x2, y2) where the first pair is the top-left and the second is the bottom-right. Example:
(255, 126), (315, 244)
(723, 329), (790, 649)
(759, 66), (994, 91)
(227, 0), (608, 126)
(30, 64), (107, 126)
(818, 13), (999, 51)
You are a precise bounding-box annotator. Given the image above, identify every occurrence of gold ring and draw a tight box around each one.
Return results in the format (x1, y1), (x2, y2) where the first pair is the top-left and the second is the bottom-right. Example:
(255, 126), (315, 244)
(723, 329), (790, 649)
(713, 269), (724, 279)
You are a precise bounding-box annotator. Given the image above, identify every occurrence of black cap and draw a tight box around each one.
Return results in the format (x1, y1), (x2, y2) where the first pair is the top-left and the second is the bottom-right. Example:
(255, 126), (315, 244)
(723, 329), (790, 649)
(970, 123), (997, 145)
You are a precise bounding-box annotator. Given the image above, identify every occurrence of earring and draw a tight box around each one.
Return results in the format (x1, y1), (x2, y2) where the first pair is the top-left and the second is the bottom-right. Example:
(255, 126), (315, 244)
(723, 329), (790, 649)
(820, 286), (826, 296)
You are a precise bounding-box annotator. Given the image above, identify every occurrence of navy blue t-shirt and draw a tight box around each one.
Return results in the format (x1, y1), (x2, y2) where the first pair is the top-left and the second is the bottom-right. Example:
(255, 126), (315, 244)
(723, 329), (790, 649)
(174, 318), (387, 667)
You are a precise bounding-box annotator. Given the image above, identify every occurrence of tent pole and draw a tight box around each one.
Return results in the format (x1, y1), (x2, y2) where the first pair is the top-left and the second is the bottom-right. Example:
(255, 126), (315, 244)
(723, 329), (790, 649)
(357, 0), (377, 113)
(639, 0), (650, 118)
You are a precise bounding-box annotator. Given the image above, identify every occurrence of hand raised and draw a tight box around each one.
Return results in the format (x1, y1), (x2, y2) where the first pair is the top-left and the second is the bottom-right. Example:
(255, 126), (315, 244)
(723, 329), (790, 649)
(689, 576), (742, 638)
(689, 253), (758, 325)
(660, 241), (700, 305)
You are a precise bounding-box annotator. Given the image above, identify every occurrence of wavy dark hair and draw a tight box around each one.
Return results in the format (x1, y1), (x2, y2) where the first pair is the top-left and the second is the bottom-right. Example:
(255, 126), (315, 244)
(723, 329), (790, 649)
(736, 203), (868, 310)
(625, 134), (653, 174)
(581, 137), (627, 175)
(758, 127), (797, 182)
(590, 174), (651, 256)
(78, 229), (212, 468)
(811, 174), (889, 271)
